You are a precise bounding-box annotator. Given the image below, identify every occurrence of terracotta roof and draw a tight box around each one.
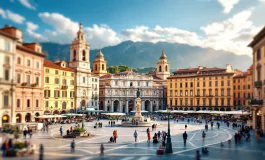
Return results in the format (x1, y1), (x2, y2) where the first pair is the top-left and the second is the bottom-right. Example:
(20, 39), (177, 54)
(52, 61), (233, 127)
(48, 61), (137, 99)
(17, 45), (47, 57)
(168, 72), (234, 79)
(44, 60), (75, 72)
(249, 64), (253, 70)
(233, 74), (247, 78)
(100, 74), (112, 78)
(0, 30), (18, 40)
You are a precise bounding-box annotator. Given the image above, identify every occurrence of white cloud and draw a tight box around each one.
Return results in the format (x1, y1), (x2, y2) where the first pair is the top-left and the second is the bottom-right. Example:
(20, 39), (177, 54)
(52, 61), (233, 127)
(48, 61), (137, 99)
(217, 0), (240, 13)
(0, 8), (6, 19)
(38, 12), (120, 48)
(6, 10), (25, 24)
(18, 0), (36, 10)
(26, 21), (46, 41)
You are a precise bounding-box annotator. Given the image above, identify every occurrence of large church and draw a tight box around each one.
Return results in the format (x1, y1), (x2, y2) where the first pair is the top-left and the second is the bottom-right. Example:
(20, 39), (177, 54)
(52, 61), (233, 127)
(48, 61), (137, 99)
(95, 48), (170, 113)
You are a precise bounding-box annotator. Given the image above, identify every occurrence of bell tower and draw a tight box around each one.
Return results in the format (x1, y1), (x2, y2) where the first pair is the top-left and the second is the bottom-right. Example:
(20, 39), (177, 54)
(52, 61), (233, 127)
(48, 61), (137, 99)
(156, 49), (170, 80)
(69, 22), (91, 72)
(92, 48), (107, 76)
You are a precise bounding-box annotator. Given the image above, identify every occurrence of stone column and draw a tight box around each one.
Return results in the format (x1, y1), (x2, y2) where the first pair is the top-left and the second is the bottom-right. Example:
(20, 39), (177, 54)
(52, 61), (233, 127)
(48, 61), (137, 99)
(126, 101), (129, 114)
(111, 101), (114, 112)
(252, 108), (257, 130)
(119, 101), (122, 113)
(150, 101), (153, 112)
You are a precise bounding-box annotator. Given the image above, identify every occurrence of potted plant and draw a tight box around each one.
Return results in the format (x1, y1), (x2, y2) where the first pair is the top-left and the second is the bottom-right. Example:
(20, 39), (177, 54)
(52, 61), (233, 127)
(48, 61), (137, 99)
(73, 127), (87, 136)
(21, 82), (28, 86)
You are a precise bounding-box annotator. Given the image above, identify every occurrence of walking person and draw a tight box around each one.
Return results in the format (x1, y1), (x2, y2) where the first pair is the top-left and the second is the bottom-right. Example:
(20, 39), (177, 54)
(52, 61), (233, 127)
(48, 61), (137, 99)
(202, 131), (206, 140)
(1, 140), (8, 157)
(60, 126), (63, 136)
(185, 124), (187, 130)
(39, 144), (44, 160)
(23, 128), (27, 139)
(70, 140), (75, 153)
(195, 150), (201, 160)
(147, 131), (151, 143)
(100, 144), (104, 156)
(183, 131), (188, 145)
(134, 130), (138, 142)
(29, 127), (33, 139)
(113, 130), (118, 143)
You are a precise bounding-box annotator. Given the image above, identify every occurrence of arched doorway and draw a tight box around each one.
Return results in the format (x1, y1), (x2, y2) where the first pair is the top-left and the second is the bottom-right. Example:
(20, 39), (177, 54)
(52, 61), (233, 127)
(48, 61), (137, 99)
(190, 107), (194, 110)
(99, 101), (104, 110)
(184, 107), (188, 111)
(214, 107), (219, 111)
(44, 110), (50, 115)
(180, 107), (183, 110)
(123, 105), (126, 113)
(145, 100), (151, 111)
(113, 100), (119, 112)
(81, 99), (86, 107)
(69, 109), (74, 113)
(220, 107), (225, 111)
(208, 107), (212, 111)
(53, 110), (59, 115)
(25, 113), (31, 122)
(35, 112), (40, 122)
(107, 105), (110, 112)
(61, 110), (66, 114)
(128, 100), (134, 112)
(16, 114), (21, 123)
(153, 105), (156, 112)
(62, 102), (67, 110)
(226, 108), (231, 111)
(2, 115), (9, 126)
(196, 107), (200, 111)
(202, 107), (206, 110)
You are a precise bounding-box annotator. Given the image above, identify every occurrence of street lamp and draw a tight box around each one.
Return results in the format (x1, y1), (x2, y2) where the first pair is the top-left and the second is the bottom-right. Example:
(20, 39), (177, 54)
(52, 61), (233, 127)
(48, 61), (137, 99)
(165, 105), (173, 154)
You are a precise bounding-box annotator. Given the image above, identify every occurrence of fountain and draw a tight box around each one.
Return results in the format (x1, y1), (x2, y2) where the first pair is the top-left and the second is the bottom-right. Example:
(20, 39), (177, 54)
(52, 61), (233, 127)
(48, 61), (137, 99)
(121, 88), (156, 127)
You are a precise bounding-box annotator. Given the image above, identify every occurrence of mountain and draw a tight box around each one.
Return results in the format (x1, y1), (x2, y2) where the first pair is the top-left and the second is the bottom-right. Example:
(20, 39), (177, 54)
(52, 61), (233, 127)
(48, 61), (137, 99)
(41, 41), (252, 71)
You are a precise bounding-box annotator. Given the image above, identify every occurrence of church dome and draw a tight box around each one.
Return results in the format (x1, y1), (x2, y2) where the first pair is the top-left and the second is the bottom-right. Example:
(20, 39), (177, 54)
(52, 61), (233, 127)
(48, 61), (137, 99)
(160, 49), (167, 60)
(96, 49), (104, 58)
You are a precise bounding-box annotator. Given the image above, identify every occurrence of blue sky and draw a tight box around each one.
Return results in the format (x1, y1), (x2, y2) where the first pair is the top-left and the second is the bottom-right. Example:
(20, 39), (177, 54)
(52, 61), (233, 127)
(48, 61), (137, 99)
(0, 0), (265, 56)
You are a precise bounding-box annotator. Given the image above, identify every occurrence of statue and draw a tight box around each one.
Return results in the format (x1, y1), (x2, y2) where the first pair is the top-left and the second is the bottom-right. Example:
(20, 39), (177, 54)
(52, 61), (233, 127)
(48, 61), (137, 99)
(136, 88), (140, 98)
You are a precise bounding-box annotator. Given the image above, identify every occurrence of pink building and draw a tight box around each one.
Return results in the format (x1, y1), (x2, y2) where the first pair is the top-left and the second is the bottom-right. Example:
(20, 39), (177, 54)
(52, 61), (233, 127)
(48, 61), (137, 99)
(0, 26), (46, 123)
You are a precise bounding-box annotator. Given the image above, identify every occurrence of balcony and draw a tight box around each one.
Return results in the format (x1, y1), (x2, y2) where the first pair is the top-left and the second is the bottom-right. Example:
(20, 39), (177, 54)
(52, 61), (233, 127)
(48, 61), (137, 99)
(61, 85), (68, 90)
(254, 81), (262, 88)
(249, 99), (263, 105)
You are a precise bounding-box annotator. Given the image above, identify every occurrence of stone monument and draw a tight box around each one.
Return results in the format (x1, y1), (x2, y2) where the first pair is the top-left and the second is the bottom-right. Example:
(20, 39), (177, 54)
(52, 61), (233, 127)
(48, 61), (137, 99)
(134, 88), (144, 121)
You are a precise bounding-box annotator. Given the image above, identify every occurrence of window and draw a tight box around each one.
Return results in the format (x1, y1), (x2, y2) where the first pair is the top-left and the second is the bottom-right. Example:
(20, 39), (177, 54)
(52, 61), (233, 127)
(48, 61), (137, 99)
(4, 69), (9, 81)
(203, 82), (205, 87)
(82, 50), (86, 61)
(209, 81), (212, 87)
(257, 49), (261, 60)
(55, 78), (59, 84)
(27, 60), (31, 66)
(4, 95), (8, 106)
(83, 77), (86, 83)
(130, 82), (133, 87)
(36, 100), (39, 107)
(17, 99), (20, 107)
(197, 99), (200, 105)
(215, 81), (218, 86)
(73, 50), (76, 61)
(209, 89), (212, 96)
(170, 90), (172, 96)
(175, 90), (178, 96)
(257, 68), (261, 81)
(215, 89), (218, 96)
(185, 99), (188, 106)
(185, 90), (188, 96)
(221, 89), (224, 96)
(228, 98), (230, 106)
(170, 83), (172, 88)
(190, 82), (193, 87)
(55, 70), (59, 75)
(203, 99), (206, 106)
(27, 75), (30, 84)
(45, 68), (49, 73)
(5, 41), (10, 51)
(221, 99), (224, 106)
(27, 99), (30, 107)
(45, 77), (49, 83)
(180, 99), (183, 106)
(180, 90), (183, 96)
(209, 99), (212, 106)
(71, 73), (74, 77)
(238, 85), (240, 90)
(197, 89), (200, 96)
(44, 90), (51, 98)
(17, 57), (21, 64)
(215, 98), (218, 106)
(243, 85), (245, 89)
(63, 79), (67, 85)
(175, 83), (177, 88)
(190, 90), (193, 96)
(185, 83), (188, 88)
(227, 80), (230, 86)
(36, 62), (40, 68)
(197, 82), (199, 87)
(70, 80), (74, 85)
(190, 99), (193, 106)
(238, 93), (240, 98)
(180, 83), (182, 88)
(227, 89), (231, 96)
(45, 101), (49, 107)
(221, 81), (224, 86)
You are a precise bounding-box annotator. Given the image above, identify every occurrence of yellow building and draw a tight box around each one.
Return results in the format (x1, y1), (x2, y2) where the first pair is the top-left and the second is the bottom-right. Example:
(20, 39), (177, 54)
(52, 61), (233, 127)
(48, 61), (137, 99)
(43, 60), (75, 114)
(167, 65), (234, 111)
(233, 65), (253, 110)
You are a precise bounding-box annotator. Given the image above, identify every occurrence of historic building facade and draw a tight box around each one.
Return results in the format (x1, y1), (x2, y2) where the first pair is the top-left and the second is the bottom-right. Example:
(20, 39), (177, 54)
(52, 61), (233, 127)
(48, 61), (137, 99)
(0, 25), (46, 123)
(0, 28), (17, 127)
(92, 49), (107, 77)
(233, 65), (253, 110)
(249, 26), (265, 131)
(167, 65), (234, 111)
(99, 50), (169, 113)
(43, 60), (75, 114)
(68, 23), (99, 111)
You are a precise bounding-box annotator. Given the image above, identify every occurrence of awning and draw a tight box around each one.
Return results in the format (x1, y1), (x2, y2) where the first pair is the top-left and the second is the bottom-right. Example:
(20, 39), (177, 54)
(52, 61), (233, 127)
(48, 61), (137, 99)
(130, 110), (149, 113)
(155, 110), (250, 115)
(35, 115), (67, 118)
(101, 113), (126, 116)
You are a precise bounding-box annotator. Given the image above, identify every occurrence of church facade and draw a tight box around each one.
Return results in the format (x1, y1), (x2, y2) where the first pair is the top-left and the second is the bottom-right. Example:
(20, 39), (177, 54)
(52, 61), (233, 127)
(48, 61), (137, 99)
(98, 49), (169, 113)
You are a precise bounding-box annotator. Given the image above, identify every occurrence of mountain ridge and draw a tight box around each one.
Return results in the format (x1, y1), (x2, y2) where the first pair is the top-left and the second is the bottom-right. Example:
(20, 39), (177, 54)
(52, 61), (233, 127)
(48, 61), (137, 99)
(41, 41), (252, 71)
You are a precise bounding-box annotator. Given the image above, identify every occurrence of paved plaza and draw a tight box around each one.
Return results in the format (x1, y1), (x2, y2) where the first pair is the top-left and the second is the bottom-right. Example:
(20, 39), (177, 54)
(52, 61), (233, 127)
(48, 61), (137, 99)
(1, 120), (265, 160)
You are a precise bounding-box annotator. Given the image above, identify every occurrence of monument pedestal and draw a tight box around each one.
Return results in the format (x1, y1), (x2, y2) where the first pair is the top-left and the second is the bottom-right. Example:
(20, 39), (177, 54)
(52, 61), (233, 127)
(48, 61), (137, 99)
(133, 98), (145, 121)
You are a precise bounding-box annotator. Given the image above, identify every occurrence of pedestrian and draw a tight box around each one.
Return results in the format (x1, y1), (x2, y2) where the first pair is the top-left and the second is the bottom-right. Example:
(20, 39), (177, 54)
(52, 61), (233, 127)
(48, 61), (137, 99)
(146, 127), (150, 134)
(39, 144), (44, 160)
(202, 131), (206, 139)
(234, 133), (238, 144)
(217, 122), (220, 129)
(71, 140), (75, 153)
(1, 140), (8, 157)
(185, 124), (187, 129)
(147, 131), (151, 143)
(134, 130), (138, 142)
(23, 128), (27, 139)
(109, 121), (110, 126)
(113, 130), (117, 143)
(183, 131), (188, 145)
(29, 127), (33, 139)
(256, 131), (261, 142)
(100, 144), (104, 155)
(60, 126), (63, 136)
(195, 150), (201, 160)
(157, 131), (161, 140)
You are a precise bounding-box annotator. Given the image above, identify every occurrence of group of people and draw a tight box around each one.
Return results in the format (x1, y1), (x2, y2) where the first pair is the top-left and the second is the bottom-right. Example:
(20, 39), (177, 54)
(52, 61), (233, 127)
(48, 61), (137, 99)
(108, 130), (118, 143)
(108, 121), (116, 127)
(94, 122), (103, 128)
(1, 139), (33, 157)
(23, 126), (33, 139)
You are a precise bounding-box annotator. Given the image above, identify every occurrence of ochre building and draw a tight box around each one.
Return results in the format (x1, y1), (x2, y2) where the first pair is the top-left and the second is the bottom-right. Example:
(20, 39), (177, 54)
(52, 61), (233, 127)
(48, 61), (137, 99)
(167, 65), (234, 111)
(43, 60), (75, 114)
